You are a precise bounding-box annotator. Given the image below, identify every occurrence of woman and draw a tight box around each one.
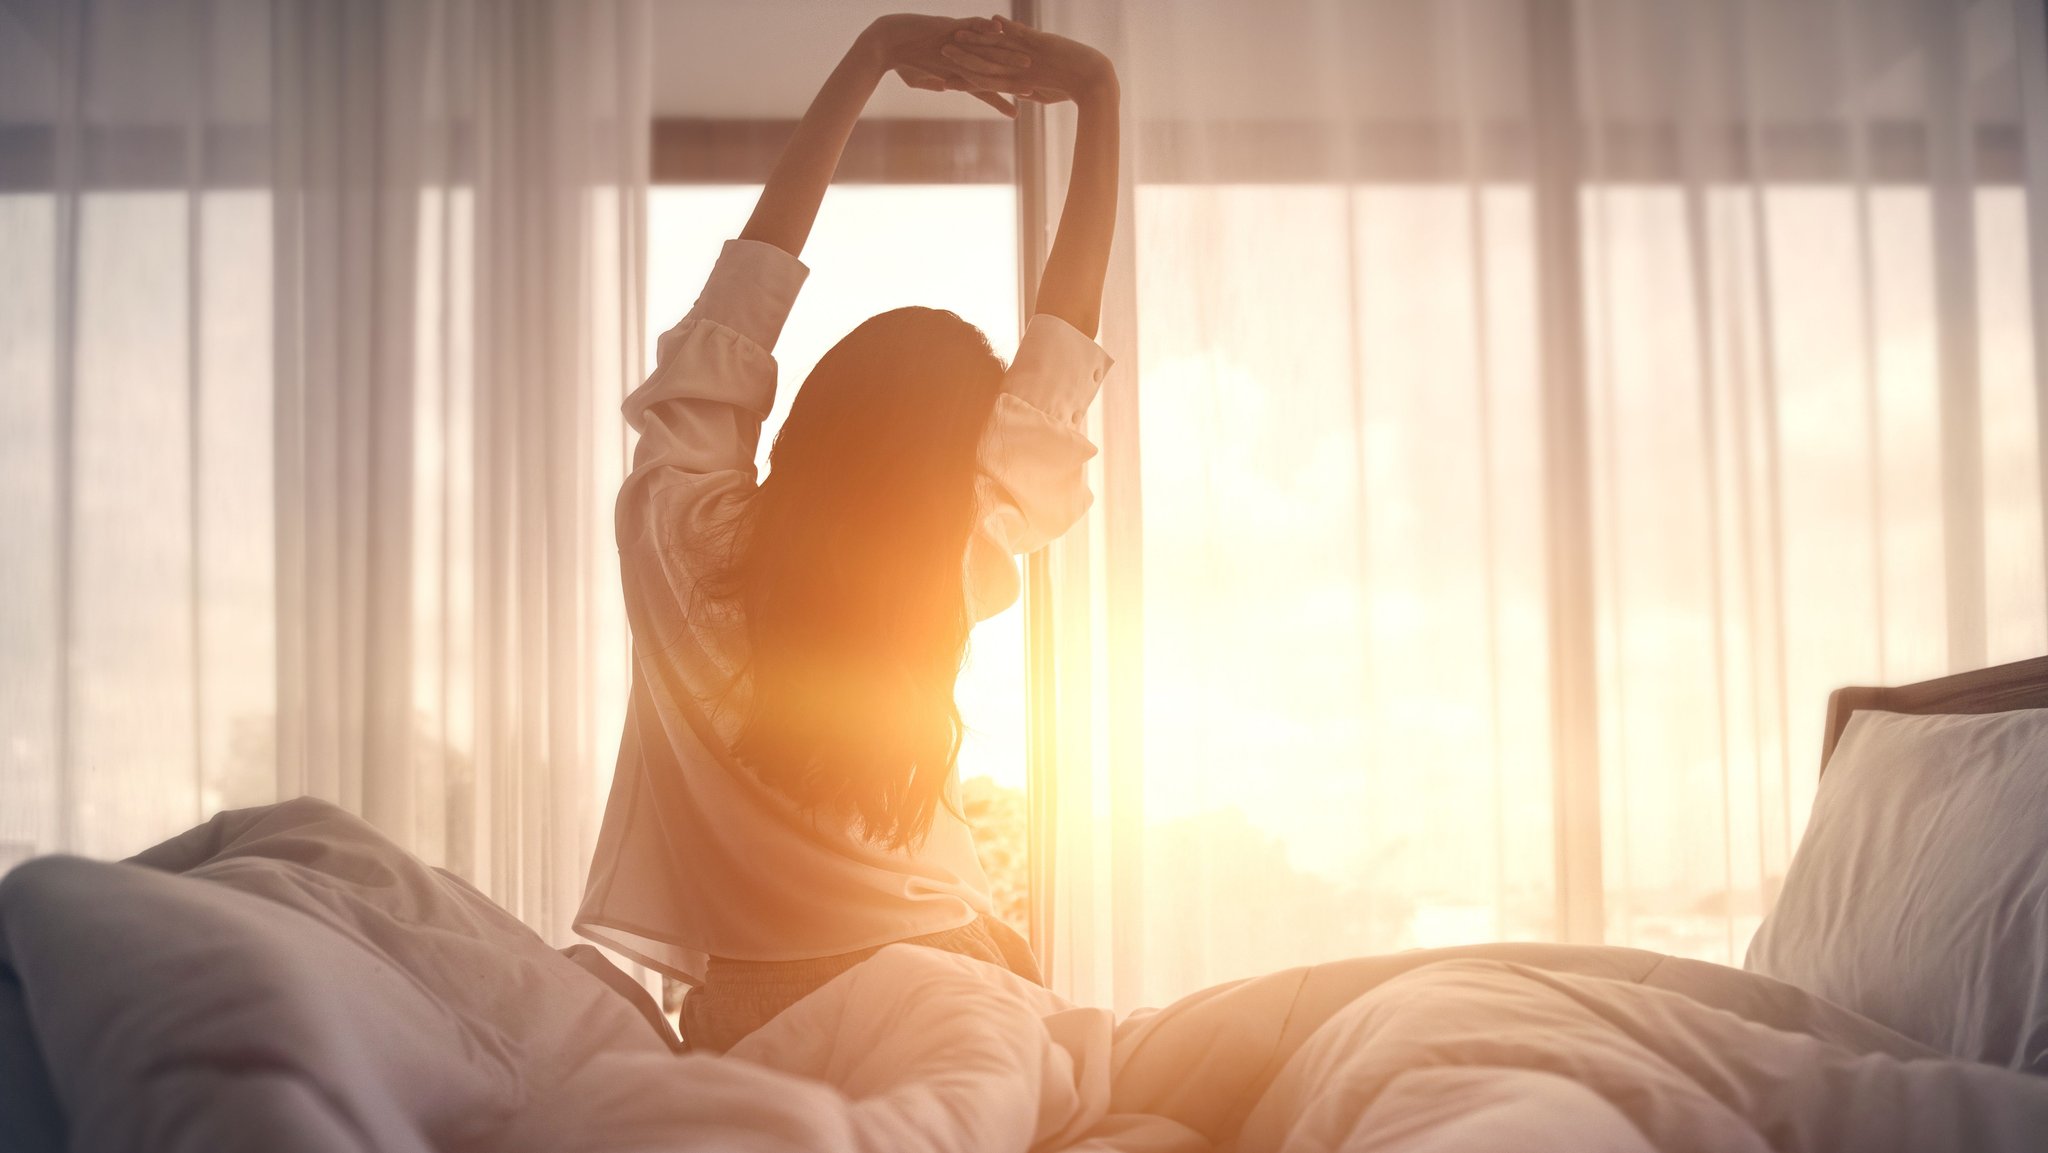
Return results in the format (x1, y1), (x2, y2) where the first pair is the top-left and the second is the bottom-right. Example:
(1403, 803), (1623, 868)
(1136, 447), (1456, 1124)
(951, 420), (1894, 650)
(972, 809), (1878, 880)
(576, 13), (1119, 1052)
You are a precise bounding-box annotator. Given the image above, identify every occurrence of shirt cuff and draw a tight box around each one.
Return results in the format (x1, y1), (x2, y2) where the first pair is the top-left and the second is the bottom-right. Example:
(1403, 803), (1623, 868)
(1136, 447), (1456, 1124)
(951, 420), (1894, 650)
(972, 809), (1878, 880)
(681, 238), (810, 352)
(1003, 314), (1114, 426)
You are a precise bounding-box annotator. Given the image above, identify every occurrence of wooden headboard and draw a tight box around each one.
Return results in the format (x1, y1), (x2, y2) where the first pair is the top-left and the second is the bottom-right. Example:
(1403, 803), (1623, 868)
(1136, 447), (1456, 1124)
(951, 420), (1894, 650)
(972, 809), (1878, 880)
(1821, 653), (2048, 775)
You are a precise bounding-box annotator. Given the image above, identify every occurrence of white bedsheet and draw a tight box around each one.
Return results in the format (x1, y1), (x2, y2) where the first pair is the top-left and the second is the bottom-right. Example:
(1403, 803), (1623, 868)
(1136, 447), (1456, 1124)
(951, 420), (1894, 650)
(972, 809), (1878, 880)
(3, 798), (2045, 1152)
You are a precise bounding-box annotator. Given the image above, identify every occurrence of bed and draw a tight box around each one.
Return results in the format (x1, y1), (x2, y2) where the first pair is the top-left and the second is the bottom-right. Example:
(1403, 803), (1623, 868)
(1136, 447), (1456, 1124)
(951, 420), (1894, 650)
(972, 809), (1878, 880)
(3, 659), (2047, 1152)
(1821, 651), (2048, 769)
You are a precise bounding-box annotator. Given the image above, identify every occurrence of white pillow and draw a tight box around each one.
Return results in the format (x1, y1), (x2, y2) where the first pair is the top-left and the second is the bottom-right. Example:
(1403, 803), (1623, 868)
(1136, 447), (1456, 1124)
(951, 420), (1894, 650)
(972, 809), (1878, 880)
(1745, 708), (2048, 1072)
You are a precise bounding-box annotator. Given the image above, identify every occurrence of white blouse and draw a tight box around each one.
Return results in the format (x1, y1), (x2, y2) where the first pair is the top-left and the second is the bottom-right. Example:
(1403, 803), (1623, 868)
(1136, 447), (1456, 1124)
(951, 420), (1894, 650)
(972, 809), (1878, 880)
(576, 239), (1112, 983)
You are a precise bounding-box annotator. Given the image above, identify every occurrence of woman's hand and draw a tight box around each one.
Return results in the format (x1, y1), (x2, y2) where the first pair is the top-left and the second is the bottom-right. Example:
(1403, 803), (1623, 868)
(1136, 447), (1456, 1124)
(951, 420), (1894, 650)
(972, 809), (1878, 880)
(861, 14), (1031, 117)
(942, 16), (1116, 107)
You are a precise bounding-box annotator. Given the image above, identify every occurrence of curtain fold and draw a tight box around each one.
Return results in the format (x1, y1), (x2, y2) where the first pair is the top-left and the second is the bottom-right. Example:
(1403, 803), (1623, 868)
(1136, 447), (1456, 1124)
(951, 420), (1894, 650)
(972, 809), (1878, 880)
(268, 0), (427, 842)
(1036, 0), (2048, 1011)
(1, 0), (650, 947)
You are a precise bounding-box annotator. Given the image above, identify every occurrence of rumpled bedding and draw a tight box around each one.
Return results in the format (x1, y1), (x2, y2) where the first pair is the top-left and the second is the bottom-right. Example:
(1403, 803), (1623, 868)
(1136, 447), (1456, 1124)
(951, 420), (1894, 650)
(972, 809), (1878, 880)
(3, 799), (2045, 1152)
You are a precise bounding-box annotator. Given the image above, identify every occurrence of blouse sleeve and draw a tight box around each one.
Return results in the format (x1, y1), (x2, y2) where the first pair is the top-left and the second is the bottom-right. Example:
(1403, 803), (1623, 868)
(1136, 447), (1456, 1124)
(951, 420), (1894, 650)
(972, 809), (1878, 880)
(616, 239), (809, 553)
(965, 314), (1115, 620)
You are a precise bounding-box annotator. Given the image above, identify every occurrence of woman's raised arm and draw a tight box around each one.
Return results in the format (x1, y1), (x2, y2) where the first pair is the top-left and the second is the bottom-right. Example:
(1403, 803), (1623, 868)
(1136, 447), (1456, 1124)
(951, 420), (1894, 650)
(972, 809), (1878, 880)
(947, 17), (1119, 337)
(740, 16), (1028, 259)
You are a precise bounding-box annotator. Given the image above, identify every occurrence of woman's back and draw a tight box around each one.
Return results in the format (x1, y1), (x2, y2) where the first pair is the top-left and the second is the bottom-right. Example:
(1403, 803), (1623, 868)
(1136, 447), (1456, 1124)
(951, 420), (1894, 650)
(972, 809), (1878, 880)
(574, 238), (1109, 988)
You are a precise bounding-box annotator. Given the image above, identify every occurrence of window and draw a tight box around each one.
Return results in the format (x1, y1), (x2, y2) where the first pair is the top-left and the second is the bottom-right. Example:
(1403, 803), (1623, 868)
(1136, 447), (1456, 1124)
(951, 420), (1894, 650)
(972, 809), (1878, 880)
(1033, 0), (2047, 1009)
(0, 188), (278, 860)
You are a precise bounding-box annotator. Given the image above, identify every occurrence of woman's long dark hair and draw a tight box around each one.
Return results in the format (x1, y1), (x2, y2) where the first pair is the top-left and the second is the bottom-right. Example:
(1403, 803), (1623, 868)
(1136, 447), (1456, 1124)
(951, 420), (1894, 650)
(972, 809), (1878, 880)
(708, 307), (1005, 849)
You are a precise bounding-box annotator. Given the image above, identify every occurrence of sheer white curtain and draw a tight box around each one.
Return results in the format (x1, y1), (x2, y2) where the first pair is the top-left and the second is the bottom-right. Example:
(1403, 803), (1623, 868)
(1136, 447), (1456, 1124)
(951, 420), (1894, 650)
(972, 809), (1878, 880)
(1034, 0), (2048, 1012)
(0, 0), (649, 945)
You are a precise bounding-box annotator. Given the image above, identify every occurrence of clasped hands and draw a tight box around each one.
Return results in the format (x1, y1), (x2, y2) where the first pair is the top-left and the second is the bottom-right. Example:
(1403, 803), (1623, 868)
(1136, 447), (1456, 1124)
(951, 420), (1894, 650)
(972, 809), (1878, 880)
(862, 13), (1116, 118)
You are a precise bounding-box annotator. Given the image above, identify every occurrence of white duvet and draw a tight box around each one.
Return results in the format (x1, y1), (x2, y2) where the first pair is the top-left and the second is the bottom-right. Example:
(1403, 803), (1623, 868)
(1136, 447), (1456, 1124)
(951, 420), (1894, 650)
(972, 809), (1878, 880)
(3, 798), (2045, 1152)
